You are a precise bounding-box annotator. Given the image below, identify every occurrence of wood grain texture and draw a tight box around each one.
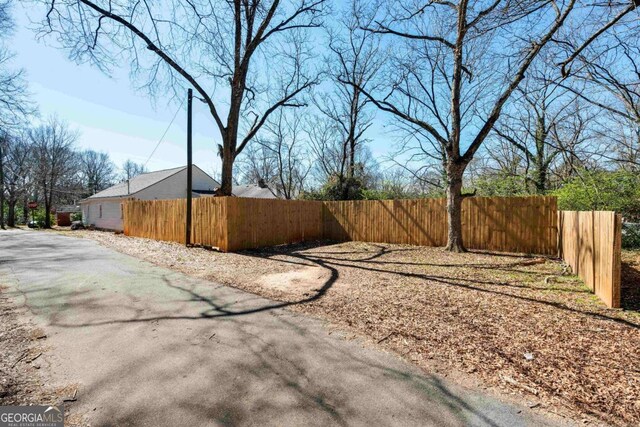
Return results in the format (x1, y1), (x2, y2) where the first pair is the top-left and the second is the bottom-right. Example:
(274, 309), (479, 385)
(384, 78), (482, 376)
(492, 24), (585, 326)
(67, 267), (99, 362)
(558, 211), (622, 308)
(125, 196), (558, 254)
(323, 196), (558, 255)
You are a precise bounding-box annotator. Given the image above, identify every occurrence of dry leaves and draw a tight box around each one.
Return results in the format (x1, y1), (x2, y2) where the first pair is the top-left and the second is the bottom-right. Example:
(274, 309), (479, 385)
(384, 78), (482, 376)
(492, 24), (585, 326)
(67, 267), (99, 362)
(69, 230), (640, 426)
(0, 285), (87, 426)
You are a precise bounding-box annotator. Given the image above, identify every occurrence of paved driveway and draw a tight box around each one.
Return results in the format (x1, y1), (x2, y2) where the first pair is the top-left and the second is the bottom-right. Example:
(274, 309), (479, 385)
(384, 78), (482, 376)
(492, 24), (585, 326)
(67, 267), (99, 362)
(0, 230), (574, 426)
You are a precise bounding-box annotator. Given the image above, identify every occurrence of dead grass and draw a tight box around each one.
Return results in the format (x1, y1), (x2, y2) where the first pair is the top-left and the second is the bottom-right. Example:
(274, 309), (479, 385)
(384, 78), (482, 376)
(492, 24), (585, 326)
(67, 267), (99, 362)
(63, 230), (640, 426)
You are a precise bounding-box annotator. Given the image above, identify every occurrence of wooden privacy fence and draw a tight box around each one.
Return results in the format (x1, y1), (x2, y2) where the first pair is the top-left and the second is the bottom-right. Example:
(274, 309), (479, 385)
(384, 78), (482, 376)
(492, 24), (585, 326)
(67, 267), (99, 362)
(225, 198), (323, 251)
(323, 196), (558, 255)
(124, 196), (622, 307)
(558, 211), (622, 308)
(124, 195), (557, 254)
(123, 197), (323, 251)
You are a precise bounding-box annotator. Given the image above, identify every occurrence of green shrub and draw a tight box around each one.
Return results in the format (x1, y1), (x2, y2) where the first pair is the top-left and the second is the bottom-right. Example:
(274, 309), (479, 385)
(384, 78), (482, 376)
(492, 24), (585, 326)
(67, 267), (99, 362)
(623, 223), (640, 249)
(472, 173), (528, 197)
(29, 208), (54, 227)
(554, 170), (640, 221)
(300, 176), (365, 201)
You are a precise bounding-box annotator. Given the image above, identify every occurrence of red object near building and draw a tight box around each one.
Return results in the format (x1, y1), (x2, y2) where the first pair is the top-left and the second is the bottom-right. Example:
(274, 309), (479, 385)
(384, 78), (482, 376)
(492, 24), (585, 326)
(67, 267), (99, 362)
(55, 205), (80, 227)
(56, 212), (72, 226)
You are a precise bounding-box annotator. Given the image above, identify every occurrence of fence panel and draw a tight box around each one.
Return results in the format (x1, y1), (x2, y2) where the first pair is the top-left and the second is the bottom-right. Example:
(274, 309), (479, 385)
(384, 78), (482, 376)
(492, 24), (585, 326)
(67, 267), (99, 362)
(558, 211), (622, 308)
(323, 196), (558, 255)
(226, 198), (323, 251)
(123, 199), (186, 243)
(124, 197), (228, 249)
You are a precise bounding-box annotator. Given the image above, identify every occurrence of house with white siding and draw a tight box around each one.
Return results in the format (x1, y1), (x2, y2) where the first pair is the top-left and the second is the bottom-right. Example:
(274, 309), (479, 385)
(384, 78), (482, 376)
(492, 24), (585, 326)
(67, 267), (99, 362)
(80, 165), (219, 231)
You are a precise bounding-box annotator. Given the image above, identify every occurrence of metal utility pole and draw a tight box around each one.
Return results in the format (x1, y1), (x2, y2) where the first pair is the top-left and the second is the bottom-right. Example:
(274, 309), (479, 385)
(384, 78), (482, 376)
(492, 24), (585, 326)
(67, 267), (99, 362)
(186, 88), (193, 247)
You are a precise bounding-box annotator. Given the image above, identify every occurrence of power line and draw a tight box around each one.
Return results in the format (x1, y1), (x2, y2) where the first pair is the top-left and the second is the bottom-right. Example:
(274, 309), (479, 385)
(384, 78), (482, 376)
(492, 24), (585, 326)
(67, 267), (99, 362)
(143, 100), (185, 168)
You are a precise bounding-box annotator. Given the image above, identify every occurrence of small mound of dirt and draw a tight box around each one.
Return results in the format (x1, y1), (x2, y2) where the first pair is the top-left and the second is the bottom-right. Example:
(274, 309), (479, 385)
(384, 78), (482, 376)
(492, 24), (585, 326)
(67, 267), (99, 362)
(256, 266), (330, 298)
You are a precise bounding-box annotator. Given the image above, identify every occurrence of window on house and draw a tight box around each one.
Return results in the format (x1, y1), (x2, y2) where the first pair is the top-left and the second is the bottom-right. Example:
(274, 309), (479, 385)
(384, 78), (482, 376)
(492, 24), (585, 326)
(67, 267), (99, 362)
(120, 203), (123, 219)
(99, 204), (102, 218)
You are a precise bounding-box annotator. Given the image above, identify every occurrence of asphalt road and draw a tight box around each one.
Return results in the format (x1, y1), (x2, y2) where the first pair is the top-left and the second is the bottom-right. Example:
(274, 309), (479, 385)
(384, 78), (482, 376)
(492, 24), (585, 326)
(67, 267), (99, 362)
(0, 230), (576, 426)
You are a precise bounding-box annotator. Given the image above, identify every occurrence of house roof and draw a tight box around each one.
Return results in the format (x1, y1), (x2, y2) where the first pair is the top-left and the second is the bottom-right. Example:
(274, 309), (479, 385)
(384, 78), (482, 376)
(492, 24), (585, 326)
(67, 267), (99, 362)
(85, 165), (218, 200)
(233, 184), (279, 199)
(56, 205), (81, 213)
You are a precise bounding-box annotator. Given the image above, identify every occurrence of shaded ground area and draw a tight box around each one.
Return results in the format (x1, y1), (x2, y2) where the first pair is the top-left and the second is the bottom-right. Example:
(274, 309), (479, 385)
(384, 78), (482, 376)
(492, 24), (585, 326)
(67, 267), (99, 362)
(0, 230), (575, 427)
(0, 284), (84, 425)
(68, 230), (640, 426)
(621, 250), (640, 312)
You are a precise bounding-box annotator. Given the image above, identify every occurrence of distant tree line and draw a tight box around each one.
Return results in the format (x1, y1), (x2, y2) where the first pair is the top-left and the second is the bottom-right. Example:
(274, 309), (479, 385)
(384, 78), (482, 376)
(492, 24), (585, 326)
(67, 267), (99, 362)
(0, 116), (147, 227)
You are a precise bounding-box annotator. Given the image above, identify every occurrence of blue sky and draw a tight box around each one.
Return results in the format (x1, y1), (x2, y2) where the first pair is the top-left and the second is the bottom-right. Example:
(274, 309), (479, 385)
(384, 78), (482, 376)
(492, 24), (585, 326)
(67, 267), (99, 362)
(14, 2), (242, 177)
(12, 1), (390, 179)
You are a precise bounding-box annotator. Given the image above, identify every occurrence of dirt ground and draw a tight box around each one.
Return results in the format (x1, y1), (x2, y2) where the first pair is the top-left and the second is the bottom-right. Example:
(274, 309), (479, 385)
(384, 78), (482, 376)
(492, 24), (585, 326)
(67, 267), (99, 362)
(60, 230), (640, 426)
(0, 284), (85, 426)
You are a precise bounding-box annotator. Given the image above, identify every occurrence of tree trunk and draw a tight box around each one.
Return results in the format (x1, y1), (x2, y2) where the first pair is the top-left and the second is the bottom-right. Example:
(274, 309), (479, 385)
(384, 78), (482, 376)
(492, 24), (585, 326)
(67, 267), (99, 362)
(535, 166), (547, 194)
(445, 161), (466, 252)
(0, 191), (4, 230)
(22, 198), (28, 225)
(219, 142), (234, 196)
(534, 115), (547, 194)
(348, 138), (356, 180)
(7, 199), (15, 227)
(44, 198), (51, 228)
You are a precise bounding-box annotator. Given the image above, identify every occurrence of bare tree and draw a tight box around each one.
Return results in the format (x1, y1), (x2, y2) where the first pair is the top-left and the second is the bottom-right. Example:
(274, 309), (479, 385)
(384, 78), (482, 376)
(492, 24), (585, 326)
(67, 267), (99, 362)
(353, 0), (581, 251)
(29, 117), (79, 228)
(120, 159), (147, 182)
(310, 0), (383, 199)
(2, 132), (33, 227)
(80, 149), (115, 195)
(307, 113), (380, 196)
(252, 109), (311, 199)
(0, 1), (35, 128)
(558, 31), (640, 171)
(559, 1), (639, 77)
(494, 68), (583, 194)
(39, 0), (325, 195)
(547, 99), (596, 183)
(237, 143), (279, 185)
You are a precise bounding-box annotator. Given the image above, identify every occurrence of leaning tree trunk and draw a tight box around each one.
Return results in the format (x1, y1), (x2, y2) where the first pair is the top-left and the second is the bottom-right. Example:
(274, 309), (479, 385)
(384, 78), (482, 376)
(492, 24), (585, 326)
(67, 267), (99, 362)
(445, 161), (466, 252)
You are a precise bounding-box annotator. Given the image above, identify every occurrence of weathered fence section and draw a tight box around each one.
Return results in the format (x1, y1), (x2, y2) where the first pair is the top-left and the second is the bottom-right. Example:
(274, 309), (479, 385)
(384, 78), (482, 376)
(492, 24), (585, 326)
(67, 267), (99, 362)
(323, 196), (558, 255)
(558, 211), (622, 308)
